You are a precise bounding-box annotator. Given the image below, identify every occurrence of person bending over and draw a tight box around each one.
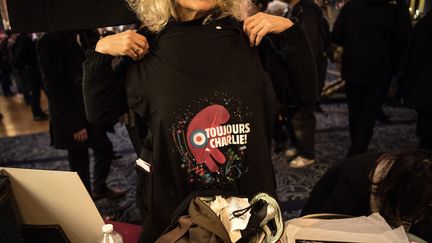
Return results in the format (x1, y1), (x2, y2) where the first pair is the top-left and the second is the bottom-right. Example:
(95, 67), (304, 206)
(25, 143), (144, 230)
(302, 149), (432, 241)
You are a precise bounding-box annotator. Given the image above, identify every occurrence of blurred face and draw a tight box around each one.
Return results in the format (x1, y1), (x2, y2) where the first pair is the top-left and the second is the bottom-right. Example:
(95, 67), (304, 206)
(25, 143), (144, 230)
(176, 0), (218, 11)
(176, 0), (218, 21)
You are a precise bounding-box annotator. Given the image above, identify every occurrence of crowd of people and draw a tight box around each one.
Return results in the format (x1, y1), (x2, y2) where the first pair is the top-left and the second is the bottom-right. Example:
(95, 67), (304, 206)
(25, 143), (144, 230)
(0, 31), (48, 120)
(0, 0), (431, 241)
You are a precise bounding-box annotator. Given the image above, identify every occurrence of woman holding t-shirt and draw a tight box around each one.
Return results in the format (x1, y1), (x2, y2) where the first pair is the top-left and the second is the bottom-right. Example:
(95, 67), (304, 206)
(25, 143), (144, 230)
(83, 0), (317, 241)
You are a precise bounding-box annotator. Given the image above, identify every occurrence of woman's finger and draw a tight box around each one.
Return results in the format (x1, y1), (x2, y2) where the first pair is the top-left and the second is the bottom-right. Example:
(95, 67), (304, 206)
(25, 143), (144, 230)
(254, 26), (269, 46)
(76, 133), (82, 142)
(82, 130), (88, 141)
(133, 32), (148, 42)
(79, 131), (85, 142)
(125, 48), (139, 60)
(128, 35), (149, 57)
(243, 15), (258, 34)
(248, 22), (265, 47)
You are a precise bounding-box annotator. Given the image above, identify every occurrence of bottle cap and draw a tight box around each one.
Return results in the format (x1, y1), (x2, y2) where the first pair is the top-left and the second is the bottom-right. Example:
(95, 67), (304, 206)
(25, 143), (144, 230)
(102, 224), (113, 233)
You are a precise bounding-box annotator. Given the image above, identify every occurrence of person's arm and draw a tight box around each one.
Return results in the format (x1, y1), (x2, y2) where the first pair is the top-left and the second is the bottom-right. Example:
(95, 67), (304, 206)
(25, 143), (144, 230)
(82, 30), (150, 126)
(12, 35), (31, 70)
(82, 51), (128, 126)
(331, 3), (349, 46)
(37, 33), (88, 135)
(243, 12), (318, 106)
(300, 8), (322, 63)
(392, 0), (412, 76)
(261, 22), (318, 106)
(397, 29), (415, 102)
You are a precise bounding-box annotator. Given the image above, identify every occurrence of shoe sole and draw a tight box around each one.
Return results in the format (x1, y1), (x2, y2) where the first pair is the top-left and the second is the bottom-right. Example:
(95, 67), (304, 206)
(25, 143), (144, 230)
(289, 159), (316, 169)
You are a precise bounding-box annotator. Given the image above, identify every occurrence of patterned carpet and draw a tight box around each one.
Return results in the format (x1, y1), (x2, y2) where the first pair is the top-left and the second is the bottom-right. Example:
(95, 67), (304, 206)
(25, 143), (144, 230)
(0, 102), (418, 224)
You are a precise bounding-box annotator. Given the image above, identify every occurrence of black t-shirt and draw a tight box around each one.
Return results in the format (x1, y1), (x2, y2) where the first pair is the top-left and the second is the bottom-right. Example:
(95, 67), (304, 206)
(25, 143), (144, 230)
(126, 17), (277, 241)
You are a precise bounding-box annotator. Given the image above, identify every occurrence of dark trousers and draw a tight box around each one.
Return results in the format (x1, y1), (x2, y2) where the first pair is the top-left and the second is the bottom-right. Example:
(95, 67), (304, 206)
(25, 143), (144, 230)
(345, 80), (389, 156)
(273, 105), (316, 159)
(67, 132), (113, 193)
(19, 68), (43, 115)
(0, 72), (13, 95)
(287, 105), (316, 159)
(417, 111), (432, 152)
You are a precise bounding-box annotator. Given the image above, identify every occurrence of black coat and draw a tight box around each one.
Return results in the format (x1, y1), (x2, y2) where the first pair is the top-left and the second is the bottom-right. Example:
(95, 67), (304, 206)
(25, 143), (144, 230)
(292, 0), (330, 90)
(37, 32), (106, 150)
(399, 11), (432, 113)
(12, 34), (39, 71)
(332, 0), (411, 82)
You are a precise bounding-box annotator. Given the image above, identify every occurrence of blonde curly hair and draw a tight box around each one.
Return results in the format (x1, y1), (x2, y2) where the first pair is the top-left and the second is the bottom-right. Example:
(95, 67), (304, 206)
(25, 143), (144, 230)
(127, 0), (253, 32)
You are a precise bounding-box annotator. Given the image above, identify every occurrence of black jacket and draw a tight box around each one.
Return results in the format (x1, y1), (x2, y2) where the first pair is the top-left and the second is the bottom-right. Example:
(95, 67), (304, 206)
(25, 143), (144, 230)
(332, 0), (411, 82)
(37, 32), (106, 149)
(292, 0), (330, 89)
(399, 11), (432, 112)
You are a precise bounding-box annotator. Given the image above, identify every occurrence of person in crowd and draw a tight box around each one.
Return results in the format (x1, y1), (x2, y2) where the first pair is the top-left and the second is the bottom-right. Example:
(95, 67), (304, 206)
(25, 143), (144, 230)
(252, 0), (270, 12)
(266, 0), (290, 16)
(301, 149), (432, 241)
(266, 0), (321, 168)
(332, 0), (411, 157)
(82, 0), (316, 241)
(36, 31), (126, 200)
(12, 33), (48, 121)
(288, 0), (331, 107)
(399, 10), (432, 153)
(0, 30), (15, 97)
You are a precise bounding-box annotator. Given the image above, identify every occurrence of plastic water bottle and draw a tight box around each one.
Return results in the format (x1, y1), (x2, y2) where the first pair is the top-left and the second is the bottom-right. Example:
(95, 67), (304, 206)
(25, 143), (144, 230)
(98, 224), (123, 243)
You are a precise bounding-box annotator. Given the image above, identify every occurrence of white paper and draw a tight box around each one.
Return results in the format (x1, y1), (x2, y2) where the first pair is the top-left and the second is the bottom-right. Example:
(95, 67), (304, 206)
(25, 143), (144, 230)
(279, 213), (409, 243)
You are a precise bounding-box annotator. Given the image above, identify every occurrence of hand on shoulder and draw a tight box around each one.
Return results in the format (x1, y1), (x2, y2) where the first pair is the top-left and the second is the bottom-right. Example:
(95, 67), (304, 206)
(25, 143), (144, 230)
(243, 12), (294, 47)
(95, 29), (150, 61)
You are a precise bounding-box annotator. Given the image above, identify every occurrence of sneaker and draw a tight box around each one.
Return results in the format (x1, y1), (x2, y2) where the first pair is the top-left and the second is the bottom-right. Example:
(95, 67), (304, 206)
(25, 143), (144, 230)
(238, 193), (284, 243)
(289, 156), (316, 169)
(284, 148), (298, 158)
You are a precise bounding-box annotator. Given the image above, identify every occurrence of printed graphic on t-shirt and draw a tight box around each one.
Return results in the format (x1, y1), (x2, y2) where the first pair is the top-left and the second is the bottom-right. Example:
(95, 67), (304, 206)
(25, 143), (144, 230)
(171, 92), (253, 187)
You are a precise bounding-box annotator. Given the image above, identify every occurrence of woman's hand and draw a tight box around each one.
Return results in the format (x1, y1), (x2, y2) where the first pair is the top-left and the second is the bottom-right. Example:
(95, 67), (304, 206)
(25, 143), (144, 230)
(243, 12), (294, 47)
(95, 30), (149, 60)
(73, 128), (88, 142)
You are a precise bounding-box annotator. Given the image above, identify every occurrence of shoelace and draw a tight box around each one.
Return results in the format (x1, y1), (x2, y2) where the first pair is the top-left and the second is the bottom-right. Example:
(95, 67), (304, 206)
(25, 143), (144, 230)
(232, 193), (284, 243)
(249, 193), (284, 243)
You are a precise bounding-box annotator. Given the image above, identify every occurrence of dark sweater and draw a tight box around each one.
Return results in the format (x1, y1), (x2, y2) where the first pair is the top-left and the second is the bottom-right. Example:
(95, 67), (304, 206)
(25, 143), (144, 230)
(83, 17), (316, 242)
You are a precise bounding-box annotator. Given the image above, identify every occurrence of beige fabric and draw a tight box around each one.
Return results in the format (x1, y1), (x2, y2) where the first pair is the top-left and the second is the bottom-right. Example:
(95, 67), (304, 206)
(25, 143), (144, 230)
(155, 197), (231, 243)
